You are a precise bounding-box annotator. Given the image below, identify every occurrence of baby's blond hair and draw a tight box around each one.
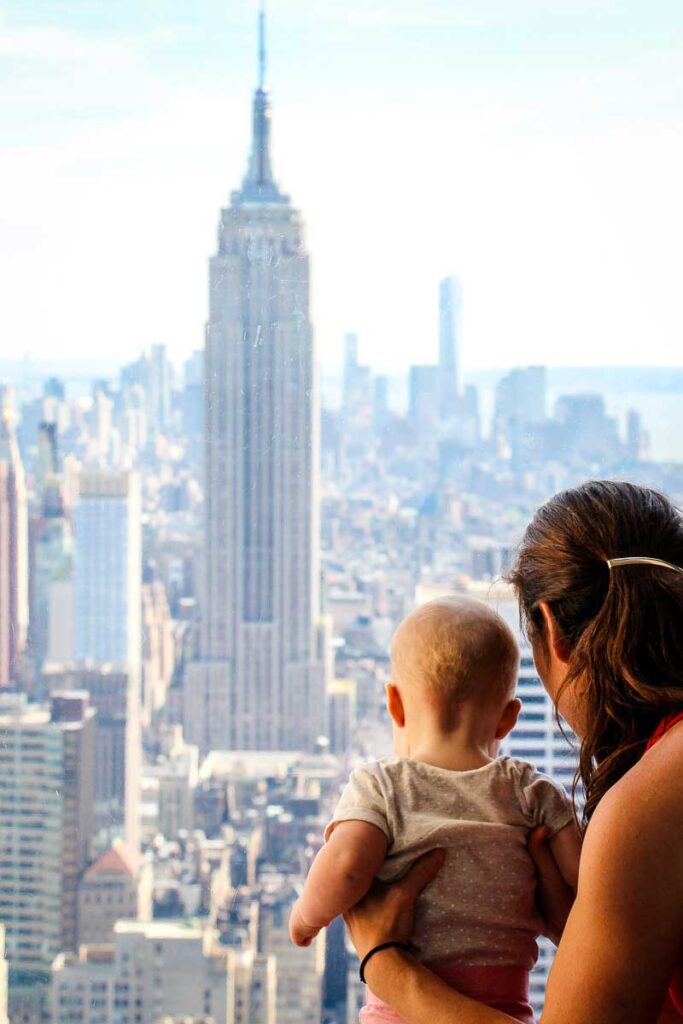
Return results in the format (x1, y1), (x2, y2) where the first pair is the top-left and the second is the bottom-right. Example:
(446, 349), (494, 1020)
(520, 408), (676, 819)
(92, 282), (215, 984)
(391, 596), (519, 730)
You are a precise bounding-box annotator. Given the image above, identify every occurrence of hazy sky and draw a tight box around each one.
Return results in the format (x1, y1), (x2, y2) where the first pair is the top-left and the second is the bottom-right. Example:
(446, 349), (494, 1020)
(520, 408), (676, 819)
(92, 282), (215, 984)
(3, 0), (683, 372)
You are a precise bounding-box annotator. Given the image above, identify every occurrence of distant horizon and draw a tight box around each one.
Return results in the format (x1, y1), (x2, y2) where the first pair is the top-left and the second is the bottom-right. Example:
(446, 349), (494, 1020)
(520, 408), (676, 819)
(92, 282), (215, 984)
(3, 357), (682, 461)
(2, 356), (683, 385)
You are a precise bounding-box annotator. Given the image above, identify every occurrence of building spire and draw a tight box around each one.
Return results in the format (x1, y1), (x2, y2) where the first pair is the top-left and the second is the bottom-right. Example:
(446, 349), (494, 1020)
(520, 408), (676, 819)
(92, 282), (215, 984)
(258, 1), (266, 91)
(234, 1), (287, 205)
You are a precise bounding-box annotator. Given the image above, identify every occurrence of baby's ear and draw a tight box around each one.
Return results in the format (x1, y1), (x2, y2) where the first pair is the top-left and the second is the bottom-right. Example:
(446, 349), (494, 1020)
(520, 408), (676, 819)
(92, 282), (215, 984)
(495, 697), (522, 740)
(386, 683), (406, 728)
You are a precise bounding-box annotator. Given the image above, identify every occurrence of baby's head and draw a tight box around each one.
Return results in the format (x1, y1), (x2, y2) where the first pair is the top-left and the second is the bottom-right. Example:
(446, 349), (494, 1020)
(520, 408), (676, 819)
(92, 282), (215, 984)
(388, 596), (520, 750)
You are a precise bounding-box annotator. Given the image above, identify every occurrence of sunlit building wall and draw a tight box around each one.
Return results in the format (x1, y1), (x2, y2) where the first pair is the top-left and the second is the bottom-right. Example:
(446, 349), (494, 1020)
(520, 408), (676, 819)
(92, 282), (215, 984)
(74, 471), (141, 668)
(185, 14), (327, 753)
(0, 692), (95, 1021)
(0, 388), (29, 687)
(438, 275), (462, 419)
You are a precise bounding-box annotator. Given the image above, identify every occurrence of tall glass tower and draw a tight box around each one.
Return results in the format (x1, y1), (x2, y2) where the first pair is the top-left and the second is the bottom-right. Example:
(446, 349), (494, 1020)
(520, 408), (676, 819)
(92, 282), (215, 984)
(185, 7), (327, 753)
(438, 276), (462, 420)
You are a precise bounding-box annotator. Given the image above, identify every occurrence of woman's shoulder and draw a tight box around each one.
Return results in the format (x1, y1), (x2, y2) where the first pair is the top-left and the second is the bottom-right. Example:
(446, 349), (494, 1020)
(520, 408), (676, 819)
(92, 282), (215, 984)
(586, 720), (683, 870)
(606, 718), (683, 813)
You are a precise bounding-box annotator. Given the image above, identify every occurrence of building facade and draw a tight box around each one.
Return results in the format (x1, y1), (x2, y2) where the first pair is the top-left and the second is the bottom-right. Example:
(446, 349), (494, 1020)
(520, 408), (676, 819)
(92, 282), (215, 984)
(70, 469), (141, 848)
(0, 693), (96, 1020)
(438, 275), (462, 420)
(77, 842), (153, 946)
(259, 883), (325, 1024)
(30, 476), (73, 687)
(74, 471), (141, 668)
(0, 387), (29, 687)
(185, 12), (327, 753)
(43, 664), (140, 851)
(51, 922), (263, 1024)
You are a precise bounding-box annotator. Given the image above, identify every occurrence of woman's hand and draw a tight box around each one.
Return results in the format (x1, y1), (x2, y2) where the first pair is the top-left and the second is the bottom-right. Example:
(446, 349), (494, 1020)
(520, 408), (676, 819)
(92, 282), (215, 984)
(344, 849), (446, 960)
(528, 825), (576, 945)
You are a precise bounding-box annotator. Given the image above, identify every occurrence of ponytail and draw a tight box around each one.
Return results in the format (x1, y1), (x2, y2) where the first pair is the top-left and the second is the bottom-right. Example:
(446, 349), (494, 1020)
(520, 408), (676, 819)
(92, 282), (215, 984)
(508, 481), (683, 825)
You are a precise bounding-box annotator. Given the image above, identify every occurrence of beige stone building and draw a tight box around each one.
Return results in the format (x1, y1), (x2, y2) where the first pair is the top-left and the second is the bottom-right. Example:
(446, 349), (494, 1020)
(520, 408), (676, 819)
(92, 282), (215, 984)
(52, 922), (273, 1024)
(77, 841), (152, 946)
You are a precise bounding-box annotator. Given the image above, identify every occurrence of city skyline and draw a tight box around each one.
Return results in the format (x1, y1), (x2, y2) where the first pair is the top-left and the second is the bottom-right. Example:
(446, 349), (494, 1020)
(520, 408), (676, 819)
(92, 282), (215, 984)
(3, 3), (683, 371)
(1, 6), (682, 1022)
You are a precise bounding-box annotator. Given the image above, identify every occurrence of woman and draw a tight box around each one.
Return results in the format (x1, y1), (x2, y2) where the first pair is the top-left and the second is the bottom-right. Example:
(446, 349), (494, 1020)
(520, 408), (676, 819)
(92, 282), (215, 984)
(345, 480), (683, 1024)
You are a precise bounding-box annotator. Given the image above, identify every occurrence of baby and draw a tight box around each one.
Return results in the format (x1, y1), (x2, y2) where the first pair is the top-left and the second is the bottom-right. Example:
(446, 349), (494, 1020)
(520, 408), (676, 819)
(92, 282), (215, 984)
(289, 596), (581, 1024)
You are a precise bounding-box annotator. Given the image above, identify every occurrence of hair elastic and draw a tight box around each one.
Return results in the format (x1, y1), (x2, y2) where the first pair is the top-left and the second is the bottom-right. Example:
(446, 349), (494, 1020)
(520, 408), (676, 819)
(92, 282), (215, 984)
(606, 556), (683, 577)
(359, 941), (416, 984)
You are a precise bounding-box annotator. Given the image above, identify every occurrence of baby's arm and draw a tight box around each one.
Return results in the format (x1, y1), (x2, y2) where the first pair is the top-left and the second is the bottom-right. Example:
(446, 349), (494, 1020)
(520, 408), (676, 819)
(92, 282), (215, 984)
(289, 819), (388, 947)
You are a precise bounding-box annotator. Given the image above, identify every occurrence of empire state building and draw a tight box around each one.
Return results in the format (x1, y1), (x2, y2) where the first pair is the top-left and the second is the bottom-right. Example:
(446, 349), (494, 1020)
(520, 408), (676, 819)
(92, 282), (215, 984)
(185, 9), (328, 753)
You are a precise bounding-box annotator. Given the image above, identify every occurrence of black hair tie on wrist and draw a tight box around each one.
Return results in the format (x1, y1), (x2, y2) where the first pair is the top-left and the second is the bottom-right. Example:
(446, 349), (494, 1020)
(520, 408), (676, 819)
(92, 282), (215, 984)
(359, 941), (416, 984)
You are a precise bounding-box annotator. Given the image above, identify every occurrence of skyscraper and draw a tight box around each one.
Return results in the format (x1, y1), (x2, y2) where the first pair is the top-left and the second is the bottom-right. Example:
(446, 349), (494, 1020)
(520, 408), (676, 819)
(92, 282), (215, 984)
(0, 692), (95, 1018)
(494, 365), (547, 468)
(72, 470), (141, 848)
(49, 691), (97, 955)
(30, 461), (73, 683)
(44, 664), (140, 851)
(148, 343), (173, 438)
(438, 276), (462, 420)
(0, 387), (28, 687)
(74, 470), (141, 667)
(408, 364), (440, 433)
(185, 8), (327, 753)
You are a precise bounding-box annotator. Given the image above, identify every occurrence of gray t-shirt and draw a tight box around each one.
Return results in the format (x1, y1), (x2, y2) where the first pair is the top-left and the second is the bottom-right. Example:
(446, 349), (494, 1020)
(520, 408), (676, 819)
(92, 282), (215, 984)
(326, 755), (574, 968)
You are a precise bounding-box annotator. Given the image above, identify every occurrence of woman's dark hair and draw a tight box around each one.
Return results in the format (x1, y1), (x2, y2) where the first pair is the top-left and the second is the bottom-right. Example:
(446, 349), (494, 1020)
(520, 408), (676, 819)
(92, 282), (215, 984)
(507, 480), (683, 825)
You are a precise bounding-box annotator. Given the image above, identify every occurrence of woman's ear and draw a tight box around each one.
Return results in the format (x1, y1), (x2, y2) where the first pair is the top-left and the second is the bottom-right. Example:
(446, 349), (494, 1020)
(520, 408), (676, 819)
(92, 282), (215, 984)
(385, 683), (405, 729)
(538, 602), (570, 664)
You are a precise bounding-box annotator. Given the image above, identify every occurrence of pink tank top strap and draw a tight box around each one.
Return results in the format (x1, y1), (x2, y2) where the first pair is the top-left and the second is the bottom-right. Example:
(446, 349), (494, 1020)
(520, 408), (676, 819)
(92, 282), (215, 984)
(645, 710), (683, 751)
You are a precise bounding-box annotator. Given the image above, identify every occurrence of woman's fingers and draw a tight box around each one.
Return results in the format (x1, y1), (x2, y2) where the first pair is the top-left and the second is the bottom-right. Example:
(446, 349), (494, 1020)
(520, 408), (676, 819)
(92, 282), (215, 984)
(528, 826), (575, 945)
(344, 849), (446, 959)
(528, 825), (554, 867)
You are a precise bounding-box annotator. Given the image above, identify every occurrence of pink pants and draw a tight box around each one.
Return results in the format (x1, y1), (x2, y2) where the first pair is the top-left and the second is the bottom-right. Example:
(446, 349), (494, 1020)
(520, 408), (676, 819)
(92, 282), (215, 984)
(360, 963), (535, 1024)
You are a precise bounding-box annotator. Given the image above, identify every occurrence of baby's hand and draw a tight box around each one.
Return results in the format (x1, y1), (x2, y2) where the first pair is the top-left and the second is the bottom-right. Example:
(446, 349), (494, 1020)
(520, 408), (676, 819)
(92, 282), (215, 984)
(289, 900), (321, 947)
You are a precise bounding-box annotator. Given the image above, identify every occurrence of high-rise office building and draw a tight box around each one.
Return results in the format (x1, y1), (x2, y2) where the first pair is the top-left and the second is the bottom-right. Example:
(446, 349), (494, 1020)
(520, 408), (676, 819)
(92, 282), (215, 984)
(0, 927), (7, 1024)
(0, 692), (95, 1018)
(148, 343), (173, 438)
(495, 366), (547, 432)
(408, 364), (440, 433)
(553, 392), (621, 464)
(342, 333), (372, 422)
(259, 884), (325, 1024)
(141, 581), (175, 724)
(71, 470), (141, 848)
(494, 365), (547, 468)
(30, 475), (73, 683)
(74, 470), (141, 667)
(33, 421), (60, 500)
(438, 276), (462, 419)
(185, 9), (327, 753)
(49, 692), (97, 954)
(43, 663), (140, 852)
(52, 922), (266, 1024)
(0, 387), (29, 687)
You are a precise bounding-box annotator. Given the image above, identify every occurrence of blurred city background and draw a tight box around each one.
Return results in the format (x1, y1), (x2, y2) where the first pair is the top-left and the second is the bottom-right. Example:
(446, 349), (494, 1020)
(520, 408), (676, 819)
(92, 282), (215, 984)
(1, 2), (682, 1023)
